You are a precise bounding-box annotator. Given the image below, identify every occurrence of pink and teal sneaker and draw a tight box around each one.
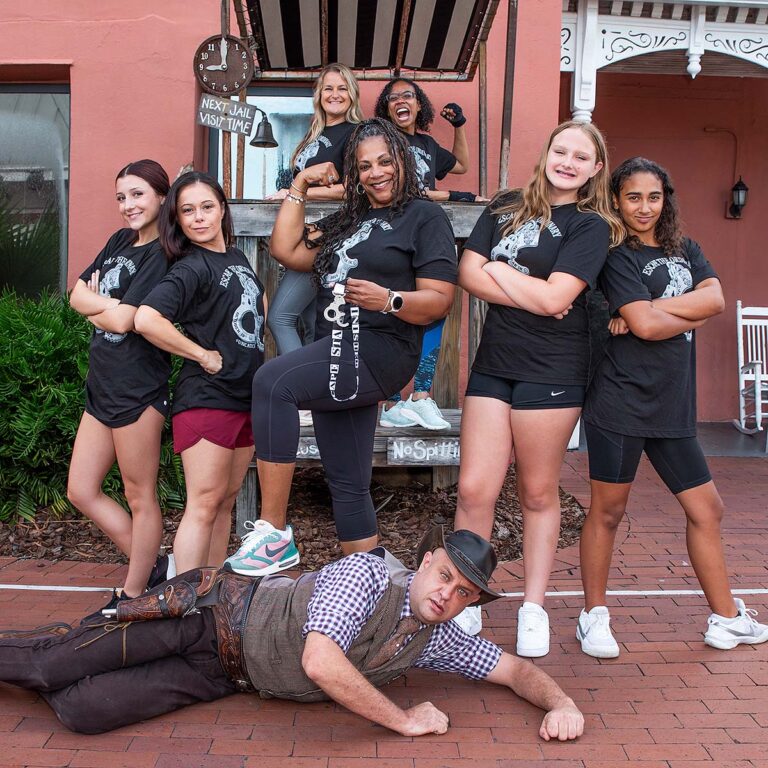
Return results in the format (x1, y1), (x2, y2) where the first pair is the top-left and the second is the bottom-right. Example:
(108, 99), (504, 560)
(225, 520), (300, 576)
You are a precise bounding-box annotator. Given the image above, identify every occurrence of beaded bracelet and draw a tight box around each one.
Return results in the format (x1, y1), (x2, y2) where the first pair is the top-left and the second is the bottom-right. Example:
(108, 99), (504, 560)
(286, 192), (305, 205)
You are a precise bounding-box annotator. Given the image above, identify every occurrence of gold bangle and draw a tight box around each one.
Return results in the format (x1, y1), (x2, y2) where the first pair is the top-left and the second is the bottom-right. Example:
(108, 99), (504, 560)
(290, 181), (308, 196)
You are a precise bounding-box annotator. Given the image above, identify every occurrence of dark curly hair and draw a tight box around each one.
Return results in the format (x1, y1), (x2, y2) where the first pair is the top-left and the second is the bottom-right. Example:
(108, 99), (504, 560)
(310, 118), (424, 284)
(373, 77), (435, 132)
(611, 157), (683, 257)
(159, 171), (234, 262)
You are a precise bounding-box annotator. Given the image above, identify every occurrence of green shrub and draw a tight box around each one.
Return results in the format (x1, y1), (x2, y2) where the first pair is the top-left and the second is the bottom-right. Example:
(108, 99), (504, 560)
(0, 290), (185, 523)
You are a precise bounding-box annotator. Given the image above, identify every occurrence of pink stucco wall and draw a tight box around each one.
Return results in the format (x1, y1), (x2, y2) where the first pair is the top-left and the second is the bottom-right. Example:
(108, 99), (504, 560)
(355, 0), (562, 197)
(1, 2), (221, 284)
(561, 71), (768, 422)
(1, 2), (563, 283)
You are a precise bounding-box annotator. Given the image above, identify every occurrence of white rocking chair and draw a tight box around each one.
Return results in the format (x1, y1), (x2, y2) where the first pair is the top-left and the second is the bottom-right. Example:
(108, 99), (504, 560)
(732, 300), (768, 449)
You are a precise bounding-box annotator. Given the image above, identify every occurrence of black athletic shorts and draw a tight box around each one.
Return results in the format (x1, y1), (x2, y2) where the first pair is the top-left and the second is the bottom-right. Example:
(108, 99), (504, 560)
(585, 422), (712, 494)
(466, 370), (585, 410)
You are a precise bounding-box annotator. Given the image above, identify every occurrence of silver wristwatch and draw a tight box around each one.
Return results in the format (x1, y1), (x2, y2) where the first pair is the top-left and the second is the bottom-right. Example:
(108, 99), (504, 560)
(381, 289), (404, 314)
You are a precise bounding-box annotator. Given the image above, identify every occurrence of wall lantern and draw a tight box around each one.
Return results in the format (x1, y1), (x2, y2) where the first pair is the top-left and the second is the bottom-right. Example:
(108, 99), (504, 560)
(250, 108), (278, 148)
(728, 177), (748, 219)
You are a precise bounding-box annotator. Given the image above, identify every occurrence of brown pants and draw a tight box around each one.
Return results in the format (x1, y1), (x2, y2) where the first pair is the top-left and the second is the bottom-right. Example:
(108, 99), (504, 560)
(0, 601), (235, 733)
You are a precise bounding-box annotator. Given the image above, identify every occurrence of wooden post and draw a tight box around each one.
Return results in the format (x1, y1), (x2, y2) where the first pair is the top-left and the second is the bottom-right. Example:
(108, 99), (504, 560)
(236, 91), (246, 199)
(498, 0), (518, 190)
(321, 0), (329, 65)
(432, 285), (463, 490)
(478, 40), (488, 199)
(394, 0), (413, 76)
(222, 128), (232, 198)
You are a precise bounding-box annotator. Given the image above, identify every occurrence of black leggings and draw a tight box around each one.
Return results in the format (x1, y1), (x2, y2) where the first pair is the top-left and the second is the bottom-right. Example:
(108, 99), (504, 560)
(585, 422), (712, 494)
(251, 335), (391, 542)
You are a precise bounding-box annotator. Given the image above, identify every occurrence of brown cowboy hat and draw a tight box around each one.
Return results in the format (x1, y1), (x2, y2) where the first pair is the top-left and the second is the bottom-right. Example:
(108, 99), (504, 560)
(416, 526), (502, 605)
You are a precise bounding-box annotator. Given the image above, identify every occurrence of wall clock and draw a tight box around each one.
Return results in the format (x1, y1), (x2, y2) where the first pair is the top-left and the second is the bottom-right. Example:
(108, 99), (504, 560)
(194, 34), (254, 95)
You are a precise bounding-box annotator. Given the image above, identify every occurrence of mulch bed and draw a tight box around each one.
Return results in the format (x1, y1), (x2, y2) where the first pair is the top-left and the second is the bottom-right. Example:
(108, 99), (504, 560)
(0, 466), (585, 572)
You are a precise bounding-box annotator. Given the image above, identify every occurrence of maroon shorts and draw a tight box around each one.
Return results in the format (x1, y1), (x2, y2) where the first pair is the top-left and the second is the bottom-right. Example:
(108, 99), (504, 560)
(172, 408), (254, 454)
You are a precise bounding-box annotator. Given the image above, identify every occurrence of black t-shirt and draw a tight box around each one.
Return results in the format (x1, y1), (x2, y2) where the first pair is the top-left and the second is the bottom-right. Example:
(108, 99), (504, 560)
(293, 122), (357, 177)
(142, 245), (265, 415)
(583, 238), (718, 438)
(78, 229), (171, 427)
(465, 200), (610, 386)
(405, 133), (456, 192)
(314, 198), (457, 394)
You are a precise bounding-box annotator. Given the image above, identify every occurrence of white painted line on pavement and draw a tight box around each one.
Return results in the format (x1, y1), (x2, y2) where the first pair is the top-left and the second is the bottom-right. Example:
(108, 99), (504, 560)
(500, 588), (768, 598)
(1, 584), (767, 597)
(0, 584), (111, 592)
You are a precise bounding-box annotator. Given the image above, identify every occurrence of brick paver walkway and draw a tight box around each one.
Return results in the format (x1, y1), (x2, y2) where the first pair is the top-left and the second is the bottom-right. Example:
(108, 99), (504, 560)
(1, 453), (766, 767)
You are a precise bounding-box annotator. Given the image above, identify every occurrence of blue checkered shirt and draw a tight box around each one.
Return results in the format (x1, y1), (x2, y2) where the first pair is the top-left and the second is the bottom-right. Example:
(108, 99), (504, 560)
(302, 552), (502, 680)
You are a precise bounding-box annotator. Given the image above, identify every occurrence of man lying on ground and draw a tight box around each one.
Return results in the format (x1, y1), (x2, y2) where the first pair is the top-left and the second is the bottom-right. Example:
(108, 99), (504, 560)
(0, 526), (583, 739)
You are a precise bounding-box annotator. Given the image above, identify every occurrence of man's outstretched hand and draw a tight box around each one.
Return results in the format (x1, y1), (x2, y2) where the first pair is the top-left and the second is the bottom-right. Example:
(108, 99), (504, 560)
(539, 703), (584, 741)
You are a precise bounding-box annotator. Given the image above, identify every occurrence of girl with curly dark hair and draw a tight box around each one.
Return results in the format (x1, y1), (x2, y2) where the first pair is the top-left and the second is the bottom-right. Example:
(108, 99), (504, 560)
(374, 77), (472, 202)
(577, 157), (768, 657)
(374, 77), (480, 431)
(224, 119), (457, 572)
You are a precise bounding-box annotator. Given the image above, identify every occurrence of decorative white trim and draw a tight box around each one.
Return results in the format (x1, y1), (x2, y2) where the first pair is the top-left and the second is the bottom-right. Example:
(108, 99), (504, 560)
(563, 2), (768, 121)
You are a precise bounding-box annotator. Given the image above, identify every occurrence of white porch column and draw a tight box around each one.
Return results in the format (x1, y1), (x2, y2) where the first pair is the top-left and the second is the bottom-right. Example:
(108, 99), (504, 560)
(571, 0), (598, 122)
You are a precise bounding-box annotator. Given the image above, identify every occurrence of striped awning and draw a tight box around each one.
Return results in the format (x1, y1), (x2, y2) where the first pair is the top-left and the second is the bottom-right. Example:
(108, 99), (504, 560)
(245, 0), (499, 79)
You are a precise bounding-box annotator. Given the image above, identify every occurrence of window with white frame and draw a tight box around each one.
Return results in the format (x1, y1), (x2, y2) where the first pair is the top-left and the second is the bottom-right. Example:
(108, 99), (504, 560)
(212, 87), (313, 199)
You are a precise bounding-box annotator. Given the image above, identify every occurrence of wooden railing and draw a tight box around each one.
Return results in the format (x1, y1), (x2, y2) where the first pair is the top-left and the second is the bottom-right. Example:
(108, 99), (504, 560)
(230, 200), (487, 409)
(229, 201), (486, 529)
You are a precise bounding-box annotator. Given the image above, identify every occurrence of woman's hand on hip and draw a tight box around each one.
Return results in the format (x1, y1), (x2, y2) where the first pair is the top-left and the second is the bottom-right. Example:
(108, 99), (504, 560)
(343, 278), (391, 312)
(198, 349), (223, 375)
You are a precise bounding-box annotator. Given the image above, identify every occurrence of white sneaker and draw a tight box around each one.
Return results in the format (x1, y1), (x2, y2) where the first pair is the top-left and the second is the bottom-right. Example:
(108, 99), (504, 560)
(577, 606), (620, 658)
(453, 605), (482, 635)
(704, 598), (768, 650)
(379, 400), (417, 428)
(516, 602), (550, 657)
(400, 395), (450, 430)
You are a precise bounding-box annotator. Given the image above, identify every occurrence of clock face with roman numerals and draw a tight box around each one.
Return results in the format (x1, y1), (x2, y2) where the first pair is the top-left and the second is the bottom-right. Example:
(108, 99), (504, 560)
(194, 35), (255, 95)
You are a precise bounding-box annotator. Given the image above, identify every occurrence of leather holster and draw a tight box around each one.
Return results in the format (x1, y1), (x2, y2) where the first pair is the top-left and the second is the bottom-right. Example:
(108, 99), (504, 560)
(211, 570), (261, 692)
(113, 568), (219, 622)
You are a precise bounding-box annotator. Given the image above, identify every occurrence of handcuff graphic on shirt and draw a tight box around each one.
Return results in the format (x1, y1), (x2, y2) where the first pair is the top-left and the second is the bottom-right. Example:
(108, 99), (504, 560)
(322, 219), (392, 402)
(325, 282), (360, 402)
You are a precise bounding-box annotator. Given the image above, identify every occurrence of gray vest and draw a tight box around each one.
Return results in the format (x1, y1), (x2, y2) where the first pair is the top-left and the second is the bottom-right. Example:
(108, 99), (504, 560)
(242, 549), (434, 701)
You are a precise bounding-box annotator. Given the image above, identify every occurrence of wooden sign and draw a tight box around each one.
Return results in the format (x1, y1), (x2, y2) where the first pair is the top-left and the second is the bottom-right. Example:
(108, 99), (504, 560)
(387, 437), (460, 465)
(296, 437), (321, 460)
(197, 94), (258, 135)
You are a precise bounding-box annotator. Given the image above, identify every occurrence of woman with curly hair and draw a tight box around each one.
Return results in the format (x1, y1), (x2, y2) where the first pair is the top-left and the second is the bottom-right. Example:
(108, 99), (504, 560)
(455, 121), (623, 650)
(577, 157), (768, 657)
(224, 118), (457, 573)
(374, 77), (478, 430)
(373, 77), (471, 201)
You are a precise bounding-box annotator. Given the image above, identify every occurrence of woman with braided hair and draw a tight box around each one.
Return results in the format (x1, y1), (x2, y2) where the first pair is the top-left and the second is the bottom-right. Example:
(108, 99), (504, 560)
(224, 118), (457, 573)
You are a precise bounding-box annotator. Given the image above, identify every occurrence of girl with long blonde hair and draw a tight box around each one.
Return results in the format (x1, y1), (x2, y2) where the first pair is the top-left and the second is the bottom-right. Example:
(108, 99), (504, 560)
(267, 64), (363, 409)
(454, 121), (623, 651)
